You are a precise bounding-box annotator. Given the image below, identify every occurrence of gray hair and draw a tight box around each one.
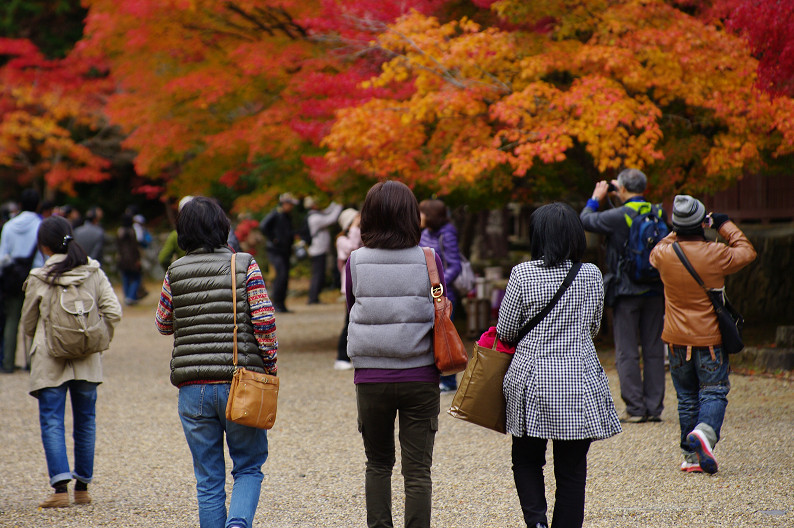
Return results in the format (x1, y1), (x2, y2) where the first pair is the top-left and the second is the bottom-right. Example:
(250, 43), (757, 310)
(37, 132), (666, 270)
(617, 168), (647, 193)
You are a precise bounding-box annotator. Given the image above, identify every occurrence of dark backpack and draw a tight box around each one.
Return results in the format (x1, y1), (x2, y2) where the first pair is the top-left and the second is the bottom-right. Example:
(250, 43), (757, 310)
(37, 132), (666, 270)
(0, 244), (38, 295)
(620, 202), (668, 284)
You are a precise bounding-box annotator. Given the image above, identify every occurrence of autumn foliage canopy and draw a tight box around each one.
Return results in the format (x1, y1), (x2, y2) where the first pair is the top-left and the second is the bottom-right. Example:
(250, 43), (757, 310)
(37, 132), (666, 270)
(0, 36), (113, 195)
(1, 0), (792, 207)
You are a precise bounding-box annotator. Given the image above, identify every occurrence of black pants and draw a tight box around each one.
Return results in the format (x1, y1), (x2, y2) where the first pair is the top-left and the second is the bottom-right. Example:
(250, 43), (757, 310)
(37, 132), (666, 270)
(512, 436), (591, 528)
(356, 382), (440, 528)
(308, 254), (327, 303)
(267, 250), (290, 310)
(337, 311), (350, 361)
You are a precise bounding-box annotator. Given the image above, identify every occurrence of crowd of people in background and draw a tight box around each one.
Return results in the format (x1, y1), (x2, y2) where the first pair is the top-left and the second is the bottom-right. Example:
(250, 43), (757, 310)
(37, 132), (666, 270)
(0, 173), (758, 527)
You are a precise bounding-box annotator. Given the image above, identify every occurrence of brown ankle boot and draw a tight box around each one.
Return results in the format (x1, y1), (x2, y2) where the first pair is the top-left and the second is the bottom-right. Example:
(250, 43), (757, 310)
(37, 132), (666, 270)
(39, 492), (70, 508)
(74, 490), (92, 504)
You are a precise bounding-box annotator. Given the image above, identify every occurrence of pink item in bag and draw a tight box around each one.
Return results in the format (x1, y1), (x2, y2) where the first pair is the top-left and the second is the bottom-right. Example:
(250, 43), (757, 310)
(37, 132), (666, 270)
(477, 326), (515, 354)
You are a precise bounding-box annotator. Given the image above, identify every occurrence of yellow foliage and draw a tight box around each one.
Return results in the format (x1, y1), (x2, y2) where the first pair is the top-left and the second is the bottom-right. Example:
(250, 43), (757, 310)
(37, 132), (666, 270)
(322, 0), (794, 196)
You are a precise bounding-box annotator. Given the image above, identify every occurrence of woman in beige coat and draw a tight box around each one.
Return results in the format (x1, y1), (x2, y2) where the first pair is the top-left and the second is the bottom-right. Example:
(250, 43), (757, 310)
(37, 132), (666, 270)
(21, 216), (122, 508)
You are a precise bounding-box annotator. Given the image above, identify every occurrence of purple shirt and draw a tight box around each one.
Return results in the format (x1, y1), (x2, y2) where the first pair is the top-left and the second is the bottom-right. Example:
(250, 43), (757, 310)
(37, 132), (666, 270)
(346, 249), (446, 384)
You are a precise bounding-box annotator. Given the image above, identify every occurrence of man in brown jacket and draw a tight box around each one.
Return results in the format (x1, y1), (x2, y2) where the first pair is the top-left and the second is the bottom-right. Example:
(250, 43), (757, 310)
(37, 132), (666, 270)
(650, 195), (756, 474)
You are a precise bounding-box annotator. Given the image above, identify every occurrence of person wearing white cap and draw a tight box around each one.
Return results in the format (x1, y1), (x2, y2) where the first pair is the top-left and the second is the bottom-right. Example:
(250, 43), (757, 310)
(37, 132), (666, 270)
(650, 195), (756, 474)
(304, 197), (342, 305)
(580, 168), (668, 424)
(334, 208), (361, 370)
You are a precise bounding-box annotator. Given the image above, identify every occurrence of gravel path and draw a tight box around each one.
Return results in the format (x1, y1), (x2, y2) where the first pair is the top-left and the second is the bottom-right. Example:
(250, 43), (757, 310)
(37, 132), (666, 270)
(0, 290), (792, 527)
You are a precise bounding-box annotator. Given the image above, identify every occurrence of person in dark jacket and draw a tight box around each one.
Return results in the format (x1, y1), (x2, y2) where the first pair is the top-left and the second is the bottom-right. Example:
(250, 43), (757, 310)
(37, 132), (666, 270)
(73, 207), (105, 265)
(580, 168), (667, 423)
(260, 193), (298, 313)
(116, 214), (141, 306)
(156, 197), (277, 528)
(419, 199), (463, 393)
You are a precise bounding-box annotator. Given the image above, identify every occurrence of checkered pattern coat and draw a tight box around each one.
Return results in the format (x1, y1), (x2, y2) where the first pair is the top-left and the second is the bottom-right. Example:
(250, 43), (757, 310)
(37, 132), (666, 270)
(497, 260), (621, 440)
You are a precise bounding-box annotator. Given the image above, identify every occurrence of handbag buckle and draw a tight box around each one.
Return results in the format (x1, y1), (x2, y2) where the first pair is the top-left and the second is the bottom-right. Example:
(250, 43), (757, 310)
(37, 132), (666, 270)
(431, 284), (444, 299)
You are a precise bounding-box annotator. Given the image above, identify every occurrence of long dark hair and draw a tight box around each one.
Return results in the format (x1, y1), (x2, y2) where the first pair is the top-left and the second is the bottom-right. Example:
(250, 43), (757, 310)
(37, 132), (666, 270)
(360, 180), (421, 249)
(38, 215), (88, 283)
(530, 202), (586, 267)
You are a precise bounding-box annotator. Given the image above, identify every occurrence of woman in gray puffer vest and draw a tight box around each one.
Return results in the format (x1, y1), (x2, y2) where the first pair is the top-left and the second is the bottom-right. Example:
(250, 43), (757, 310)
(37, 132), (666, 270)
(345, 181), (445, 528)
(155, 197), (277, 528)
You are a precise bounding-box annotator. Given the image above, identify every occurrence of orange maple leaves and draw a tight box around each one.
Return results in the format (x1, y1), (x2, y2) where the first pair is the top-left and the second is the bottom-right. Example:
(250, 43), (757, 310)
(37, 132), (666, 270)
(322, 0), (794, 197)
(0, 38), (112, 194)
(10, 0), (792, 204)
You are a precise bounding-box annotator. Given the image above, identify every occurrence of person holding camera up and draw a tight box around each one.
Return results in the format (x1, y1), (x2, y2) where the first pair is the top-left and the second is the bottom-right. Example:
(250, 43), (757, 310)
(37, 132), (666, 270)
(580, 169), (668, 424)
(650, 196), (756, 474)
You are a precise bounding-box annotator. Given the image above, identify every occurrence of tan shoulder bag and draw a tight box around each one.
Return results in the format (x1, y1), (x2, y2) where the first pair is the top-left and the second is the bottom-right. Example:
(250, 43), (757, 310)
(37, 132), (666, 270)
(225, 253), (279, 429)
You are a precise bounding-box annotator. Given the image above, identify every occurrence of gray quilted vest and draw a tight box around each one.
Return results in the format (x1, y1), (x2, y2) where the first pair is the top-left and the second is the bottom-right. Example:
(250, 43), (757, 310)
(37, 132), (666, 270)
(347, 246), (435, 369)
(168, 248), (264, 386)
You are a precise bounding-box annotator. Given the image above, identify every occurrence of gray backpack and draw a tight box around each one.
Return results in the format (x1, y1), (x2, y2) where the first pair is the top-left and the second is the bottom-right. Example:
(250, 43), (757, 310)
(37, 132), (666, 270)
(44, 281), (110, 359)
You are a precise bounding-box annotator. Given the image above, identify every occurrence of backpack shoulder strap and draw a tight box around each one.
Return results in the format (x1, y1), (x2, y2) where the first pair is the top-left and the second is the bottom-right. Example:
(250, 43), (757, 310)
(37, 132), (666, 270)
(623, 201), (651, 226)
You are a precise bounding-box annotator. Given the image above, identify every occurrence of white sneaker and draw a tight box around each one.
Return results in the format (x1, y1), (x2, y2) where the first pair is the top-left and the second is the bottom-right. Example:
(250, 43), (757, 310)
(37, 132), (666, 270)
(334, 360), (353, 371)
(687, 429), (718, 474)
(680, 460), (703, 473)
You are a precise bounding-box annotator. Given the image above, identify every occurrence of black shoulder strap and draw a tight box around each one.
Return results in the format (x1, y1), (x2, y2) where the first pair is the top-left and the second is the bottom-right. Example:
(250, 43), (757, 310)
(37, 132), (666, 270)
(672, 242), (706, 290)
(511, 262), (582, 344)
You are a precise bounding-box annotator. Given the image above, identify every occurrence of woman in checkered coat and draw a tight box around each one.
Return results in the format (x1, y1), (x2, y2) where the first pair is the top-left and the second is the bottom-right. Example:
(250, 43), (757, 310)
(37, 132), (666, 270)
(497, 203), (621, 528)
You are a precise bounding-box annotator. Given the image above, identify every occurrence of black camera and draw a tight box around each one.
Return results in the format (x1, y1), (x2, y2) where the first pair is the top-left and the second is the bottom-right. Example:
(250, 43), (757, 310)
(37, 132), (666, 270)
(607, 182), (617, 192)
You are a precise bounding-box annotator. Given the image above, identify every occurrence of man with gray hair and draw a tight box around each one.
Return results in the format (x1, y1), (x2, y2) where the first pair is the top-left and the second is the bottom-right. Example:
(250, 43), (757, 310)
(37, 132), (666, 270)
(580, 168), (667, 423)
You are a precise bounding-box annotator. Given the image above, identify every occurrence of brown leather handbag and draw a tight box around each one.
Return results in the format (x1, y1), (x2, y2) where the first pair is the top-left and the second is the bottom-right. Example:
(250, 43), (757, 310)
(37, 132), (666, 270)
(225, 253), (279, 429)
(422, 247), (468, 375)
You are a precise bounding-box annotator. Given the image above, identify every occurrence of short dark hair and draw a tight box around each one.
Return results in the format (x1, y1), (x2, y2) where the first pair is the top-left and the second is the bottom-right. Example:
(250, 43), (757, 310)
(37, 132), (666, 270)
(360, 181), (421, 249)
(530, 202), (586, 267)
(20, 188), (40, 212)
(673, 225), (705, 237)
(177, 197), (231, 252)
(418, 199), (449, 231)
(85, 206), (98, 222)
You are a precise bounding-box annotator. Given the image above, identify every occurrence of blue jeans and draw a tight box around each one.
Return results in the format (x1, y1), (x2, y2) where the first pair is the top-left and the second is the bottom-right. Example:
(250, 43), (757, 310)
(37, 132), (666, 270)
(668, 345), (730, 453)
(38, 381), (98, 486)
(121, 270), (142, 302)
(178, 384), (269, 528)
